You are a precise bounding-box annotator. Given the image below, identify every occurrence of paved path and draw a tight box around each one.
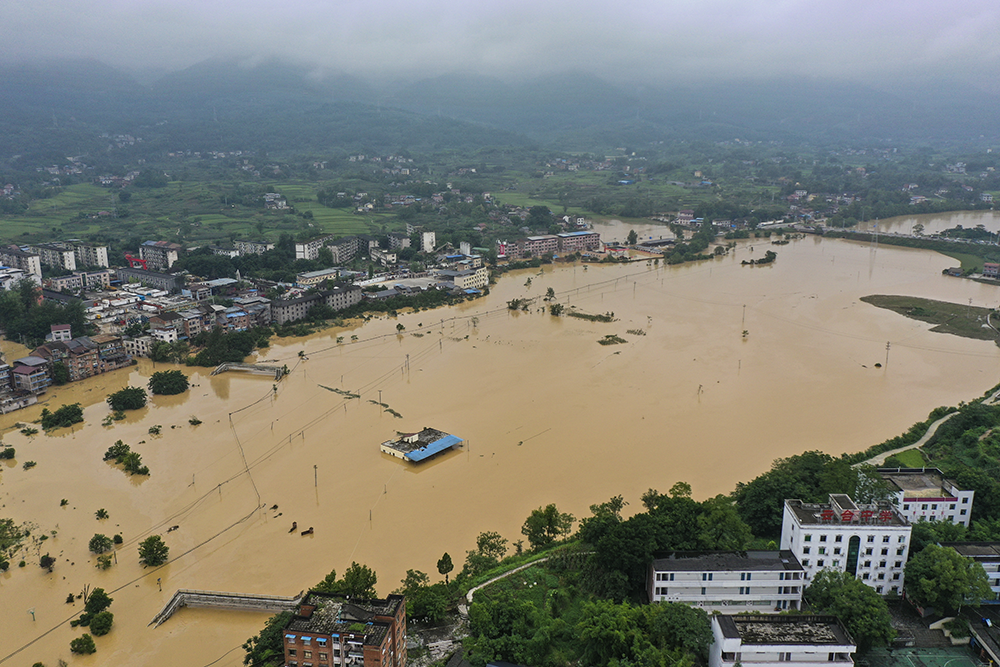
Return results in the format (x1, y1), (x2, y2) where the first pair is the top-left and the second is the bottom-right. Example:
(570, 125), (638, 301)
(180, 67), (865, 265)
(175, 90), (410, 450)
(457, 557), (551, 618)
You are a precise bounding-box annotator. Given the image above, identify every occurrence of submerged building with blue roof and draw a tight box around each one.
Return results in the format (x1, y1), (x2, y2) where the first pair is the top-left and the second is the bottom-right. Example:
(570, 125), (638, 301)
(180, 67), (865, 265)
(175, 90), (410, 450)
(380, 427), (464, 462)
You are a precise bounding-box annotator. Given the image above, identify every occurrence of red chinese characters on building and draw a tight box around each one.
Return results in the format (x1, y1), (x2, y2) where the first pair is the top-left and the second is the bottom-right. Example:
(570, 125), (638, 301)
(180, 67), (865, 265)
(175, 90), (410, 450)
(840, 510), (854, 522)
(878, 510), (893, 523)
(821, 509), (835, 522)
(860, 510), (874, 522)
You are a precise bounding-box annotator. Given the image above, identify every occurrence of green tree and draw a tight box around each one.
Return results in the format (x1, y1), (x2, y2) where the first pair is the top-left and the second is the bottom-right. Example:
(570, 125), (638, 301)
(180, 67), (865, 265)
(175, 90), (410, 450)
(89, 534), (113, 554)
(138, 535), (169, 567)
(476, 531), (508, 561)
(805, 569), (895, 651)
(89, 610), (114, 636)
(521, 504), (575, 551)
(627, 229), (638, 245)
(148, 370), (189, 395)
(70, 634), (96, 654)
(437, 552), (454, 583)
(85, 588), (113, 615)
(905, 544), (992, 615)
(51, 361), (70, 385)
(242, 611), (292, 667)
(341, 561), (378, 598)
(106, 386), (147, 411)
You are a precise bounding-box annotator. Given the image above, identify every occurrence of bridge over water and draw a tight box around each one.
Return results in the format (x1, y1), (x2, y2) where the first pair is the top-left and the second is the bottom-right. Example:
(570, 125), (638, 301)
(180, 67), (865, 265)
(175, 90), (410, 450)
(211, 362), (286, 381)
(149, 588), (304, 627)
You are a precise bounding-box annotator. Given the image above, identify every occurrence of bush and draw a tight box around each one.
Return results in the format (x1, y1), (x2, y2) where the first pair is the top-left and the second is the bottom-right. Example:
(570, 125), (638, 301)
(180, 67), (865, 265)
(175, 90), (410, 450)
(103, 440), (130, 462)
(0, 447), (14, 459)
(39, 403), (84, 430)
(85, 588), (112, 615)
(89, 534), (113, 554)
(40, 553), (55, 571)
(70, 634), (96, 654)
(89, 611), (114, 636)
(113, 534), (123, 545)
(148, 370), (189, 395)
(23, 460), (37, 470)
(106, 386), (147, 411)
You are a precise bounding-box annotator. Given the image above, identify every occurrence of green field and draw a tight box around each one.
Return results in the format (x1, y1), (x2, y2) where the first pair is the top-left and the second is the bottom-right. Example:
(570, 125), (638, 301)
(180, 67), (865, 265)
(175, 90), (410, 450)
(889, 448), (929, 467)
(861, 294), (998, 341)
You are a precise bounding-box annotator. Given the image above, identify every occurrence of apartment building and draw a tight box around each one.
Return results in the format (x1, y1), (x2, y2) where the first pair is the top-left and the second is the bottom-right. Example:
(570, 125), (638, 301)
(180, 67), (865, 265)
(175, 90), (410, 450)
(139, 241), (184, 270)
(31, 243), (77, 271)
(234, 239), (275, 255)
(942, 543), (1000, 603)
(557, 231), (602, 253)
(0, 246), (42, 277)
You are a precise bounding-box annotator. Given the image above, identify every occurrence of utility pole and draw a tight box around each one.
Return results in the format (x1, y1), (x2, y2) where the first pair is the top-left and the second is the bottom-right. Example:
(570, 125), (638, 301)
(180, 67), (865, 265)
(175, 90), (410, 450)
(314, 465), (318, 488)
(885, 341), (890, 368)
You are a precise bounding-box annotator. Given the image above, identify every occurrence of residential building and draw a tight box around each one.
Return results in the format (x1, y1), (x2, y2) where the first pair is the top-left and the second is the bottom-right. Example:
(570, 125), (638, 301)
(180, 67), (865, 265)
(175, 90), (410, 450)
(149, 311), (184, 342)
(282, 592), (406, 667)
(421, 231), (436, 253)
(46, 273), (83, 292)
(10, 356), (50, 394)
(371, 247), (397, 267)
(73, 243), (110, 268)
(234, 239), (275, 255)
(49, 324), (73, 341)
(877, 467), (974, 526)
(648, 551), (805, 612)
(556, 231), (602, 253)
(123, 335), (155, 358)
(0, 266), (39, 290)
(436, 267), (489, 290)
(117, 268), (185, 293)
(295, 235), (334, 261)
(0, 246), (42, 277)
(984, 263), (999, 279)
(138, 241), (184, 270)
(209, 245), (240, 258)
(90, 334), (130, 374)
(30, 243), (77, 271)
(521, 235), (559, 258)
(780, 494), (911, 595)
(941, 543), (1000, 603)
(328, 236), (360, 264)
(297, 268), (342, 287)
(234, 296), (272, 327)
(388, 233), (411, 251)
(271, 285), (363, 325)
(31, 336), (126, 382)
(709, 615), (856, 667)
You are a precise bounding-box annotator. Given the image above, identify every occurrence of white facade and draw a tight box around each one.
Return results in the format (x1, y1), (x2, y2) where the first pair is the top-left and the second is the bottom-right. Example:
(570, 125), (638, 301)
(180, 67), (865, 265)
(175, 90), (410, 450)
(294, 235), (333, 261)
(421, 231), (436, 253)
(780, 495), (911, 596)
(648, 551), (804, 613)
(74, 244), (110, 268)
(709, 615), (856, 667)
(878, 468), (974, 527)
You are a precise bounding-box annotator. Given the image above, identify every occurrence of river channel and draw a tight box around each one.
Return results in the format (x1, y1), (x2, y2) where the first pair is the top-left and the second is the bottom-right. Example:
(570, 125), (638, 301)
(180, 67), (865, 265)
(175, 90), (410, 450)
(2, 212), (1000, 666)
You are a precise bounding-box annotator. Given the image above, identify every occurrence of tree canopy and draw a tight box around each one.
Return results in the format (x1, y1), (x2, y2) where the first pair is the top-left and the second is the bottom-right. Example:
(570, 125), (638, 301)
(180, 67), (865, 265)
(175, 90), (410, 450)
(106, 386), (147, 411)
(905, 544), (992, 615)
(148, 370), (189, 395)
(521, 504), (575, 551)
(138, 535), (169, 567)
(805, 569), (895, 652)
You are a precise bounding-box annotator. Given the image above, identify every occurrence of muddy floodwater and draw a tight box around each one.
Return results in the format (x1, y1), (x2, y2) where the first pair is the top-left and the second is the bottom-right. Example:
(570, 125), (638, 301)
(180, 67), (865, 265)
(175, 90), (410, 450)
(3, 218), (1000, 666)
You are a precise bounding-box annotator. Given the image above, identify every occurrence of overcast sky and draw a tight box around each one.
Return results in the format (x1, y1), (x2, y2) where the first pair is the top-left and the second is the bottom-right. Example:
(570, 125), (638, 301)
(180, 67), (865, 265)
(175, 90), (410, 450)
(3, 0), (999, 86)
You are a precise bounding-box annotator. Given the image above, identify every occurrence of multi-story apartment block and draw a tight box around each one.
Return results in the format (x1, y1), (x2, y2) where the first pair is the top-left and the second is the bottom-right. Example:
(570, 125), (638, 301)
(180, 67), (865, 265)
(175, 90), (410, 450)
(942, 542), (1000, 603)
(90, 334), (130, 374)
(282, 592), (406, 667)
(209, 245), (241, 258)
(557, 231), (602, 253)
(780, 495), (911, 596)
(421, 231), (436, 253)
(117, 268), (185, 293)
(46, 273), (84, 292)
(0, 246), (42, 277)
(521, 235), (559, 258)
(123, 335), (155, 359)
(877, 467), (974, 527)
(0, 266), (38, 290)
(709, 615), (856, 667)
(297, 268), (342, 287)
(648, 551), (805, 612)
(436, 267), (489, 291)
(271, 285), (362, 325)
(139, 241), (184, 270)
(387, 232), (411, 251)
(31, 243), (77, 271)
(295, 235), (335, 261)
(234, 239), (275, 255)
(74, 244), (110, 268)
(328, 236), (360, 264)
(370, 247), (397, 267)
(10, 356), (51, 394)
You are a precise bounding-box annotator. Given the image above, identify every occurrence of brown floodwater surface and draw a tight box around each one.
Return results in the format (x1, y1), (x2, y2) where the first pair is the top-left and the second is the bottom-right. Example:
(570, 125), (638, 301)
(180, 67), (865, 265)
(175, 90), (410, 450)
(3, 225), (1000, 666)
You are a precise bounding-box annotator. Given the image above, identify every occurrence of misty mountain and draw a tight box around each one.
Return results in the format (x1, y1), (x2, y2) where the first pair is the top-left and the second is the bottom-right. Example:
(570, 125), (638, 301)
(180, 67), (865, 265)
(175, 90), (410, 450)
(2, 57), (999, 165)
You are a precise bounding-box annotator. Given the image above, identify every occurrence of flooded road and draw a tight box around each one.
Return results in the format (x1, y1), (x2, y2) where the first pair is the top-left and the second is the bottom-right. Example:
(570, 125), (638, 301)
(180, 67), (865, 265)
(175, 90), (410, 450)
(3, 221), (1000, 666)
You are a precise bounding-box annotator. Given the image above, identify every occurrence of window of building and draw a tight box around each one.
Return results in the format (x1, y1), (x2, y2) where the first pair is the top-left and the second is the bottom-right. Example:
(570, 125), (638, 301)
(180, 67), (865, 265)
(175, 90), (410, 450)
(895, 561), (902, 568)
(304, 651), (312, 659)
(963, 497), (969, 504)
(835, 535), (842, 542)
(802, 559), (810, 567)
(864, 560), (872, 568)
(951, 504), (956, 510)
(290, 650), (297, 657)
(922, 504), (928, 510)
(820, 535), (827, 542)
(702, 573), (713, 581)
(286, 636), (297, 644)
(701, 587), (706, 595)
(817, 559), (825, 567)
(779, 653), (792, 661)
(880, 561), (887, 568)
(319, 653), (327, 662)
(868, 536), (875, 543)
(893, 573), (901, 580)
(903, 504), (910, 510)
(865, 548), (874, 555)
(834, 548), (841, 555)
(302, 638), (311, 646)
(881, 548), (889, 556)
(833, 560), (840, 567)
(897, 548), (905, 556)
(961, 509), (968, 516)
(803, 547), (811, 554)
(804, 534), (812, 542)
(863, 573), (870, 580)
(877, 586), (884, 593)
(883, 536), (890, 543)
(819, 547), (826, 555)
(899, 536), (906, 543)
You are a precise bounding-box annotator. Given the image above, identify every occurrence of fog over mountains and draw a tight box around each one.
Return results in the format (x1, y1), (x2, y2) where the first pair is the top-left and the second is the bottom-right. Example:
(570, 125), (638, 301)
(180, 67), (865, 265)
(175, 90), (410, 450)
(2, 57), (999, 159)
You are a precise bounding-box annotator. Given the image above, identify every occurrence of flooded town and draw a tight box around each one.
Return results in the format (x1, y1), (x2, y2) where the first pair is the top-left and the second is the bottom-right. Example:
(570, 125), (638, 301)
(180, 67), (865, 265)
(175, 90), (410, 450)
(3, 214), (1000, 665)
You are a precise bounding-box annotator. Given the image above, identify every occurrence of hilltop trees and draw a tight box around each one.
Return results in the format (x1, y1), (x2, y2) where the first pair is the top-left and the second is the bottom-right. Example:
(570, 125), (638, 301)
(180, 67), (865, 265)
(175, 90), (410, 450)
(521, 504), (575, 551)
(314, 562), (378, 598)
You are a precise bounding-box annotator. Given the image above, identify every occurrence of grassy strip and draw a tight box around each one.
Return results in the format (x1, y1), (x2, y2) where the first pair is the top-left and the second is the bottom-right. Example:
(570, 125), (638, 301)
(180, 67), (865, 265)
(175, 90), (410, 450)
(889, 449), (929, 467)
(459, 541), (579, 596)
(860, 294), (997, 341)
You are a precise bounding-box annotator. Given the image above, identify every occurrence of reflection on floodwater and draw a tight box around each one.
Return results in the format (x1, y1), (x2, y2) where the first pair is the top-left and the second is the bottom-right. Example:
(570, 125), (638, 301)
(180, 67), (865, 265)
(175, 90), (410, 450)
(2, 214), (1000, 666)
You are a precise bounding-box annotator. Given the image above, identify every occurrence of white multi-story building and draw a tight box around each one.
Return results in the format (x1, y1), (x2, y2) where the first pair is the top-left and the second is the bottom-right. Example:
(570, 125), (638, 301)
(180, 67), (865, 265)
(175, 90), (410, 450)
(31, 243), (77, 271)
(74, 244), (110, 268)
(234, 239), (274, 256)
(0, 247), (42, 277)
(139, 241), (183, 270)
(421, 231), (436, 253)
(943, 543), (1000, 603)
(709, 615), (856, 667)
(648, 551), (805, 613)
(294, 235), (334, 261)
(780, 494), (911, 596)
(878, 467), (974, 527)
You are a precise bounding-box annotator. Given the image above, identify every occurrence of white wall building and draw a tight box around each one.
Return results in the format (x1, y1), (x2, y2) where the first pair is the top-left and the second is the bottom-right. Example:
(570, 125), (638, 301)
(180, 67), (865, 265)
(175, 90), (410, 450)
(648, 551), (805, 613)
(709, 615), (856, 667)
(780, 494), (911, 596)
(878, 467), (974, 527)
(421, 231), (436, 253)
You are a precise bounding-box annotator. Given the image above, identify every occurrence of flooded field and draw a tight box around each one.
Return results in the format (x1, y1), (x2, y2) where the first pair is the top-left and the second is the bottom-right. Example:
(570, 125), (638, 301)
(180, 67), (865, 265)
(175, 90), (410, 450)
(3, 219), (1000, 666)
(859, 210), (1000, 236)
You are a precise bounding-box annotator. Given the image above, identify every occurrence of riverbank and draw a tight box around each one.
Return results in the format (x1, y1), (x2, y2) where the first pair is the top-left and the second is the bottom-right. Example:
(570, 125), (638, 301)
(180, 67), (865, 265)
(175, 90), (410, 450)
(860, 295), (999, 342)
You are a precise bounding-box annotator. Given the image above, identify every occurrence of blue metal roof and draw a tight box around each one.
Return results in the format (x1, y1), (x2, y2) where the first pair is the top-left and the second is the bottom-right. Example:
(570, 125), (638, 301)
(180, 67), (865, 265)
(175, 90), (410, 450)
(405, 434), (463, 462)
